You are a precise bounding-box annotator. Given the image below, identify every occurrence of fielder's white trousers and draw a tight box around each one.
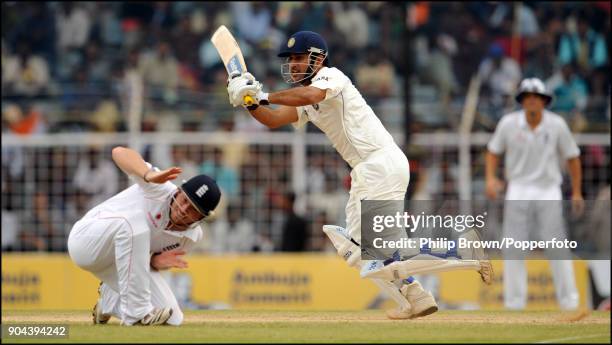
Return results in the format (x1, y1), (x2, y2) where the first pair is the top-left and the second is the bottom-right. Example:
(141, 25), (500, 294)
(67, 212), (183, 325)
(346, 145), (410, 246)
(503, 183), (579, 310)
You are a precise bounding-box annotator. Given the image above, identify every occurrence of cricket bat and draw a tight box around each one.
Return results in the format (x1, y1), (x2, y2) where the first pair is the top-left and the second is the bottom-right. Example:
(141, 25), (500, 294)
(211, 25), (255, 106)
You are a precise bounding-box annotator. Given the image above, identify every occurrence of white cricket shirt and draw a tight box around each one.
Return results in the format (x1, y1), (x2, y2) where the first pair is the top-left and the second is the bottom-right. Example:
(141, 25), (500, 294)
(293, 67), (396, 168)
(80, 162), (203, 253)
(487, 110), (580, 187)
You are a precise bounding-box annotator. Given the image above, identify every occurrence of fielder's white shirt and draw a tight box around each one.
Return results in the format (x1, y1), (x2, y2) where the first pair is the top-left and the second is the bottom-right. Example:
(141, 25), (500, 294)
(293, 67), (396, 168)
(80, 162), (203, 254)
(487, 110), (580, 187)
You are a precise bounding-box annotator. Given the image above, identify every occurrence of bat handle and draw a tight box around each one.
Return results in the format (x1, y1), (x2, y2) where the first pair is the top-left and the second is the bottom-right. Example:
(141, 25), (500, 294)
(244, 95), (255, 106)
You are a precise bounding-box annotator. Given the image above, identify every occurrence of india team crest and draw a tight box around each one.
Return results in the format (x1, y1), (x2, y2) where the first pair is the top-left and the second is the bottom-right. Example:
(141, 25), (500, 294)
(288, 37), (295, 48)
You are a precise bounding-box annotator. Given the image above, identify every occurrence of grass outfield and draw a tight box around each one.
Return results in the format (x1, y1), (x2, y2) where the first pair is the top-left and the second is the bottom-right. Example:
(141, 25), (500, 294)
(1, 310), (610, 343)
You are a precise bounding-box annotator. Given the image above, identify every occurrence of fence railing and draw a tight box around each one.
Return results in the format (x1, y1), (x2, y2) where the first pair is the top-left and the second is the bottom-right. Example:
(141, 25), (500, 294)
(2, 131), (608, 252)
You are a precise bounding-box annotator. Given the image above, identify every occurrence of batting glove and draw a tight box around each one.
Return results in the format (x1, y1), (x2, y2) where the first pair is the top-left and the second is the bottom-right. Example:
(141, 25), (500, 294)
(227, 72), (256, 107)
(228, 75), (270, 109)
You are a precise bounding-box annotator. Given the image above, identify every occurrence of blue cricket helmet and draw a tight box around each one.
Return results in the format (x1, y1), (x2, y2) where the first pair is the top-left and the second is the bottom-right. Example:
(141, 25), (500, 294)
(181, 174), (221, 217)
(278, 31), (328, 58)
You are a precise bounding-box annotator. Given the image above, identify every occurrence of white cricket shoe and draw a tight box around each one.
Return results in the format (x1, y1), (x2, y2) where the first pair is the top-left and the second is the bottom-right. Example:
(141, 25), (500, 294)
(386, 280), (438, 320)
(92, 283), (111, 325)
(92, 301), (111, 324)
(138, 307), (173, 326)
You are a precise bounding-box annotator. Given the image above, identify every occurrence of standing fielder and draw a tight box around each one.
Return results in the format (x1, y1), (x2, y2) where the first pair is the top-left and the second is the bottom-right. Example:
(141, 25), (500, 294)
(227, 31), (490, 319)
(486, 78), (583, 310)
(68, 146), (221, 325)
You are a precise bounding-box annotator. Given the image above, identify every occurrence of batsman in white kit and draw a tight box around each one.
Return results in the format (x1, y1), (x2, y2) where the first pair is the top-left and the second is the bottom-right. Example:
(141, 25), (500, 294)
(226, 31), (492, 319)
(486, 78), (583, 310)
(68, 146), (221, 325)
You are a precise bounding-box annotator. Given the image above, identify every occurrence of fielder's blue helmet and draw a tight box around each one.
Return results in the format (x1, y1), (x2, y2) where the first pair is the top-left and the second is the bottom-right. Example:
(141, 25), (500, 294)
(181, 174), (221, 217)
(278, 31), (328, 58)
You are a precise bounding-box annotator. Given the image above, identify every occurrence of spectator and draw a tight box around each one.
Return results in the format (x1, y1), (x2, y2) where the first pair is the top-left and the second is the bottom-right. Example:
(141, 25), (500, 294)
(171, 144), (199, 182)
(584, 67), (610, 128)
(149, 1), (176, 39)
(232, 2), (273, 46)
(2, 42), (50, 96)
(92, 2), (123, 48)
(206, 203), (268, 253)
(82, 41), (111, 84)
(200, 147), (240, 200)
(287, 3), (327, 35)
(72, 146), (119, 210)
(488, 2), (539, 38)
(546, 63), (588, 118)
(17, 230), (47, 252)
(31, 188), (58, 251)
(280, 192), (308, 252)
(523, 41), (556, 81)
(421, 33), (460, 126)
(171, 14), (203, 69)
(61, 65), (99, 113)
(557, 12), (607, 75)
(478, 43), (522, 120)
(6, 3), (56, 65)
(90, 100), (121, 132)
(1, 114), (25, 182)
(331, 3), (369, 50)
(198, 25), (226, 73)
(56, 2), (91, 51)
(308, 168), (349, 228)
(308, 210), (334, 252)
(355, 46), (396, 103)
(1, 159), (21, 251)
(2, 103), (48, 135)
(305, 153), (326, 194)
(138, 40), (179, 104)
(115, 48), (143, 131)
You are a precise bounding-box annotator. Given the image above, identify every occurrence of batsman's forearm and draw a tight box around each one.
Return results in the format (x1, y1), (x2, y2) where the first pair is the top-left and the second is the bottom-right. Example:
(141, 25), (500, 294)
(485, 151), (500, 181)
(112, 146), (150, 178)
(567, 157), (582, 196)
(269, 87), (323, 106)
(248, 107), (285, 129)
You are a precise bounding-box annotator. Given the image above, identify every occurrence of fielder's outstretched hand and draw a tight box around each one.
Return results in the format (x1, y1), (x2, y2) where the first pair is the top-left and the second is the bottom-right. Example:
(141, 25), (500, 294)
(151, 249), (188, 270)
(144, 167), (183, 184)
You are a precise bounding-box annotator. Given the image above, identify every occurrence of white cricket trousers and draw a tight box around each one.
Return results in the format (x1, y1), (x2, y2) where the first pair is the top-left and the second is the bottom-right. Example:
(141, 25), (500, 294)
(503, 183), (579, 310)
(346, 145), (410, 245)
(67, 212), (183, 325)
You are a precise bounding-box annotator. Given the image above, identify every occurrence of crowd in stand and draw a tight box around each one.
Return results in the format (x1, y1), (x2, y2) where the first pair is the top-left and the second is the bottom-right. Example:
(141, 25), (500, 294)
(411, 2), (609, 131)
(2, 2), (404, 132)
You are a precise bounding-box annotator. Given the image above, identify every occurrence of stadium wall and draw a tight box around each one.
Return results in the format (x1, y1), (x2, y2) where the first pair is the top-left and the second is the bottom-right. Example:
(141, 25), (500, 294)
(2, 254), (590, 311)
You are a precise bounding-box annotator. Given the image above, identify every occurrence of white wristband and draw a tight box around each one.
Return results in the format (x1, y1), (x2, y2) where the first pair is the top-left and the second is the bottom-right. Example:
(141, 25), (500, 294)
(143, 168), (154, 183)
(259, 92), (270, 105)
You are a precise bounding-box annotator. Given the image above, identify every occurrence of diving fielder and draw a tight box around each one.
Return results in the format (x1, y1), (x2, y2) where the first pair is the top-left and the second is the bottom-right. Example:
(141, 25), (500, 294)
(68, 146), (221, 325)
(486, 78), (582, 310)
(226, 31), (489, 319)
